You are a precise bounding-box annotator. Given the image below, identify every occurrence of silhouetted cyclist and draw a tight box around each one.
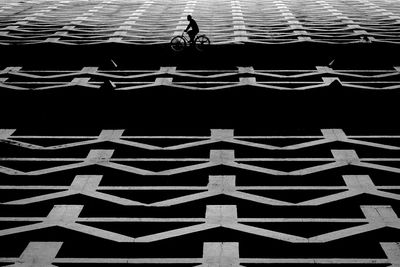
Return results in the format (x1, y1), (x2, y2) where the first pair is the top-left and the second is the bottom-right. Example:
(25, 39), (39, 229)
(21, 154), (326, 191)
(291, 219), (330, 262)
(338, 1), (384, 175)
(184, 15), (199, 45)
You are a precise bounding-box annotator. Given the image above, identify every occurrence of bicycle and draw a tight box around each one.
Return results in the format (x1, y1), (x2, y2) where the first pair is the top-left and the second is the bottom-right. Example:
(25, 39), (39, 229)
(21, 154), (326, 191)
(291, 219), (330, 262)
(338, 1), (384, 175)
(170, 32), (210, 52)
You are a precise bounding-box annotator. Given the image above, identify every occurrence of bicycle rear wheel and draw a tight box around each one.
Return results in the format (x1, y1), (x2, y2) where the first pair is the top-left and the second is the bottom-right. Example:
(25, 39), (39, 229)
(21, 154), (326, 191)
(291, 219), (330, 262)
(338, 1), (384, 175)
(195, 35), (210, 52)
(170, 36), (186, 52)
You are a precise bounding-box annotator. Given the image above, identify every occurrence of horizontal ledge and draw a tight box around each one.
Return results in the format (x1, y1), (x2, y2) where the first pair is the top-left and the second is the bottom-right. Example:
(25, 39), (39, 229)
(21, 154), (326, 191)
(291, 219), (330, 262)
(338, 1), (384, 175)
(0, 217), (370, 223)
(0, 258), (390, 264)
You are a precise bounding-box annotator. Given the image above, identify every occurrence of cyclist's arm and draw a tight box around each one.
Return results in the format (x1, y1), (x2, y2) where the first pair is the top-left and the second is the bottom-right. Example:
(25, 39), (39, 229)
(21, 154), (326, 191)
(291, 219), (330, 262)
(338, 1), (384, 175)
(184, 23), (191, 32)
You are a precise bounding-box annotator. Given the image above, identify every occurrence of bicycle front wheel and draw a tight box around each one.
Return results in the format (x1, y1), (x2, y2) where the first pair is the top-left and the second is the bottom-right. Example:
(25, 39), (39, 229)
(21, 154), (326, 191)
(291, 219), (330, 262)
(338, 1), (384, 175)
(195, 35), (210, 52)
(170, 36), (186, 52)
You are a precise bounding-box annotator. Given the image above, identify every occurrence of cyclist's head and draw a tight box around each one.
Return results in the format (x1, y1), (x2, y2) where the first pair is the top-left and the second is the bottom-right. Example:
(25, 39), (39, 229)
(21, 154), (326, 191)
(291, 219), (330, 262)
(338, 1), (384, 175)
(187, 15), (192, 20)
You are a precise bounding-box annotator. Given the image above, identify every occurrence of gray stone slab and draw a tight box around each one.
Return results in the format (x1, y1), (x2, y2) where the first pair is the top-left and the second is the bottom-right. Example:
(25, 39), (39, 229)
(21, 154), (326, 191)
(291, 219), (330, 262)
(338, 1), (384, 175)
(0, 129), (16, 139)
(202, 242), (240, 267)
(209, 150), (235, 164)
(381, 242), (400, 266)
(331, 150), (360, 163)
(206, 205), (238, 225)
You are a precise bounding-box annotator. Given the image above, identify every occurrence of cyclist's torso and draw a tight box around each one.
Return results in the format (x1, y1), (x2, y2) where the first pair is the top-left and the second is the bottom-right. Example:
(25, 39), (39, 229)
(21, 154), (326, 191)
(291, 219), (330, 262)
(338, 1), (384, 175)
(189, 19), (199, 32)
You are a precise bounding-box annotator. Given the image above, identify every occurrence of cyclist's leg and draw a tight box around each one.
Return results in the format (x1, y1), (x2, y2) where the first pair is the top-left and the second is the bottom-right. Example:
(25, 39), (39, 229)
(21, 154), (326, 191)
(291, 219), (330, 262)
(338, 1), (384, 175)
(193, 31), (199, 44)
(188, 30), (195, 45)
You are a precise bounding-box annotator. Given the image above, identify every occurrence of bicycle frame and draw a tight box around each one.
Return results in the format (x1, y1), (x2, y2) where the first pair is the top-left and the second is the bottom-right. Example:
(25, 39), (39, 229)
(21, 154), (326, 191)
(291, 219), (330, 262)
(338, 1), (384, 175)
(181, 32), (194, 43)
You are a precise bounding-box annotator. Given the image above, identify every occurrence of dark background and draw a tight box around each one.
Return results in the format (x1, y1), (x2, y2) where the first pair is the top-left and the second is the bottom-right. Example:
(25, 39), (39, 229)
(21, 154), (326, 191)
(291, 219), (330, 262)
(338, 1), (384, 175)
(1, 43), (399, 132)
